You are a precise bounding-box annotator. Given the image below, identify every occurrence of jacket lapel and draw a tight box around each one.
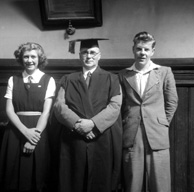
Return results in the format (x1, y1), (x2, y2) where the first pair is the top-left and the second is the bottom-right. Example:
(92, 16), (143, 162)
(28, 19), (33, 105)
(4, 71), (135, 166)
(88, 66), (101, 91)
(144, 69), (160, 94)
(124, 70), (140, 96)
(123, 64), (160, 99)
(77, 71), (95, 118)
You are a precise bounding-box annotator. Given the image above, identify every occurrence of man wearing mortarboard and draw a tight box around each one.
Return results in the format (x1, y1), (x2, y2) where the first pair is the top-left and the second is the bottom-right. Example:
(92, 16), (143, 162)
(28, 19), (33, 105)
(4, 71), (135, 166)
(53, 38), (123, 192)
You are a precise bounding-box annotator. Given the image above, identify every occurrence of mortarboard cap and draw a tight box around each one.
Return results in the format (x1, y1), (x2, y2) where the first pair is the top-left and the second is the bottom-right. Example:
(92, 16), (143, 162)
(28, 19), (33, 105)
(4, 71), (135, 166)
(68, 38), (109, 54)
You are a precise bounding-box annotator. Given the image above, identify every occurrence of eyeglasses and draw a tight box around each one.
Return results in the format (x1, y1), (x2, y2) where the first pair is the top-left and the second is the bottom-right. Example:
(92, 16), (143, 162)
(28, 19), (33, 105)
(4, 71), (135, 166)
(80, 51), (100, 58)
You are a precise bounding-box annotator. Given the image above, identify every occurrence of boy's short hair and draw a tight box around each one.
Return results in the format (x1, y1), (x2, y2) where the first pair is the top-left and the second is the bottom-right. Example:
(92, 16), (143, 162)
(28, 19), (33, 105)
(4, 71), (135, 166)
(133, 31), (156, 48)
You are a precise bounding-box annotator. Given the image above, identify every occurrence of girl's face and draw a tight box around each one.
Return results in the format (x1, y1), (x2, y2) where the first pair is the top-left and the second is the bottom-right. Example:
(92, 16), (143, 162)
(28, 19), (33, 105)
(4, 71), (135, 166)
(22, 50), (39, 74)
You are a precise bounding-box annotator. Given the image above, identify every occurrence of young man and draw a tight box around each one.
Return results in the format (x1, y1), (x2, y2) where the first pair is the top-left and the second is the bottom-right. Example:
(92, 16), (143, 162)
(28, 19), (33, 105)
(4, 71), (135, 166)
(53, 39), (122, 192)
(119, 32), (178, 192)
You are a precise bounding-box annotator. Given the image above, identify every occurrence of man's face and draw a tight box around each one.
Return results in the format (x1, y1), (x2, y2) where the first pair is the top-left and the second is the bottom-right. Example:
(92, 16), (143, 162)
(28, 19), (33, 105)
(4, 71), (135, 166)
(79, 47), (101, 70)
(133, 41), (155, 67)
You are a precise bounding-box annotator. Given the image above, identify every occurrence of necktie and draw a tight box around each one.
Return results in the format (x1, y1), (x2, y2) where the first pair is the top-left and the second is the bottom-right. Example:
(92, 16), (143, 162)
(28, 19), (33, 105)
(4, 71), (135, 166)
(27, 76), (33, 88)
(85, 72), (91, 87)
(28, 76), (33, 83)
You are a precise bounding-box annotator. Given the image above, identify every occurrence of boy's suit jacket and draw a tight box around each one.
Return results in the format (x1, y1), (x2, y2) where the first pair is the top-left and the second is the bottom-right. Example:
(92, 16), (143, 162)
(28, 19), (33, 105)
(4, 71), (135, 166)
(119, 63), (178, 150)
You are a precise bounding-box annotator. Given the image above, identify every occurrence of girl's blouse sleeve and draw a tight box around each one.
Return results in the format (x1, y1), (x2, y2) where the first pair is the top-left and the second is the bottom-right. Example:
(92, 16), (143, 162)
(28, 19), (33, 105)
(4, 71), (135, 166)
(4, 76), (13, 99)
(45, 77), (56, 99)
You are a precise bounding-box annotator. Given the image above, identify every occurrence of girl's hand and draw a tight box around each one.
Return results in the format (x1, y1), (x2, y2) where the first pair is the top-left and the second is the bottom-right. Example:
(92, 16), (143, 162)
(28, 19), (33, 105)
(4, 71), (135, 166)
(23, 141), (36, 154)
(24, 128), (41, 145)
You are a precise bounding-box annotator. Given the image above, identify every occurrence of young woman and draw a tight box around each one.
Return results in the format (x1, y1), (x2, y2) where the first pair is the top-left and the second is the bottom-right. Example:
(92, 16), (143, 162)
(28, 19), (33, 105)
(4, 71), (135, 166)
(0, 43), (56, 192)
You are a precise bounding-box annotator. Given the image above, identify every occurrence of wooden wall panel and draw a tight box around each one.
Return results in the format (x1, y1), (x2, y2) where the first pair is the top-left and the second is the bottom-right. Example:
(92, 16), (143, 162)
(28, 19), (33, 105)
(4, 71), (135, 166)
(0, 86), (7, 123)
(170, 115), (175, 192)
(172, 88), (189, 192)
(188, 88), (194, 192)
(0, 58), (194, 192)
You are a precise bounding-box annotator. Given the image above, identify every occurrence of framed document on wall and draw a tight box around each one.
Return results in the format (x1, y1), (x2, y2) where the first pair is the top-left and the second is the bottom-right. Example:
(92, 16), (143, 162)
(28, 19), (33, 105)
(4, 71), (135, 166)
(39, 0), (102, 29)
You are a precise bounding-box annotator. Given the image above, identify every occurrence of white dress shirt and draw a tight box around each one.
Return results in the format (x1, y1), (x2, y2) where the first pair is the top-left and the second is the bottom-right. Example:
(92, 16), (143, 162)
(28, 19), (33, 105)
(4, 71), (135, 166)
(127, 61), (161, 97)
(82, 66), (97, 79)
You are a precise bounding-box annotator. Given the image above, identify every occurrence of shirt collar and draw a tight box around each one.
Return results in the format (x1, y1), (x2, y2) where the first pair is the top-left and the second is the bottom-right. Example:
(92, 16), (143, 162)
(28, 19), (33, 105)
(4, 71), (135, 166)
(23, 69), (43, 82)
(83, 66), (97, 78)
(127, 60), (161, 74)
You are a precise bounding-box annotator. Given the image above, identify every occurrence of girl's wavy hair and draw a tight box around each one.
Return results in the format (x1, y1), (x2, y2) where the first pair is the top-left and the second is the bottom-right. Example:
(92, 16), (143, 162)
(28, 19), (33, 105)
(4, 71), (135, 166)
(14, 42), (48, 69)
(133, 31), (156, 48)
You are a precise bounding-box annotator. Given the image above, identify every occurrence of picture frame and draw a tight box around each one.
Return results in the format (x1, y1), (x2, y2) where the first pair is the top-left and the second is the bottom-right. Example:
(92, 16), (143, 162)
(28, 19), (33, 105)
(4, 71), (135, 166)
(39, 0), (102, 29)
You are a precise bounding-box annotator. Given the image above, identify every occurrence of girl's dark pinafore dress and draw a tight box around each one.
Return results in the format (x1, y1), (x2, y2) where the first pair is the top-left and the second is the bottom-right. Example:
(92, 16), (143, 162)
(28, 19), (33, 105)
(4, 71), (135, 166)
(0, 74), (51, 191)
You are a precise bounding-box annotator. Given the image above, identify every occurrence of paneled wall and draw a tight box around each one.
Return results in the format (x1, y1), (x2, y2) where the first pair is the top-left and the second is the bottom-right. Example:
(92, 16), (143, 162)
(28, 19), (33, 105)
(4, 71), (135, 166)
(0, 58), (194, 192)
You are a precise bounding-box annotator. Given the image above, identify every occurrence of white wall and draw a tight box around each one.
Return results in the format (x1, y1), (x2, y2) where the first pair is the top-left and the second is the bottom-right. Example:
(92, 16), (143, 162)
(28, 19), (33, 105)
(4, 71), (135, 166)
(0, 0), (194, 59)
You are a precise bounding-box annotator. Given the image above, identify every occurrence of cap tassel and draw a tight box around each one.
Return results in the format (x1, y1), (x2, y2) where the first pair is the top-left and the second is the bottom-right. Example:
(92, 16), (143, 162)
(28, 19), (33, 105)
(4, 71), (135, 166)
(68, 41), (76, 54)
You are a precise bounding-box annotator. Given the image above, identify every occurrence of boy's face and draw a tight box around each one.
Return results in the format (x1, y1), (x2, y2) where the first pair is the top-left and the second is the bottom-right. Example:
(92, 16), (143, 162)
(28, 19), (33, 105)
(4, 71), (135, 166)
(133, 41), (155, 67)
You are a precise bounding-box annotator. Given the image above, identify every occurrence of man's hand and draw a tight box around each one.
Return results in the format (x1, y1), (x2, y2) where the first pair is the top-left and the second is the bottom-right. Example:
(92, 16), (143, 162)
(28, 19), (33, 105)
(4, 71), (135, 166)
(86, 131), (96, 140)
(74, 119), (95, 135)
